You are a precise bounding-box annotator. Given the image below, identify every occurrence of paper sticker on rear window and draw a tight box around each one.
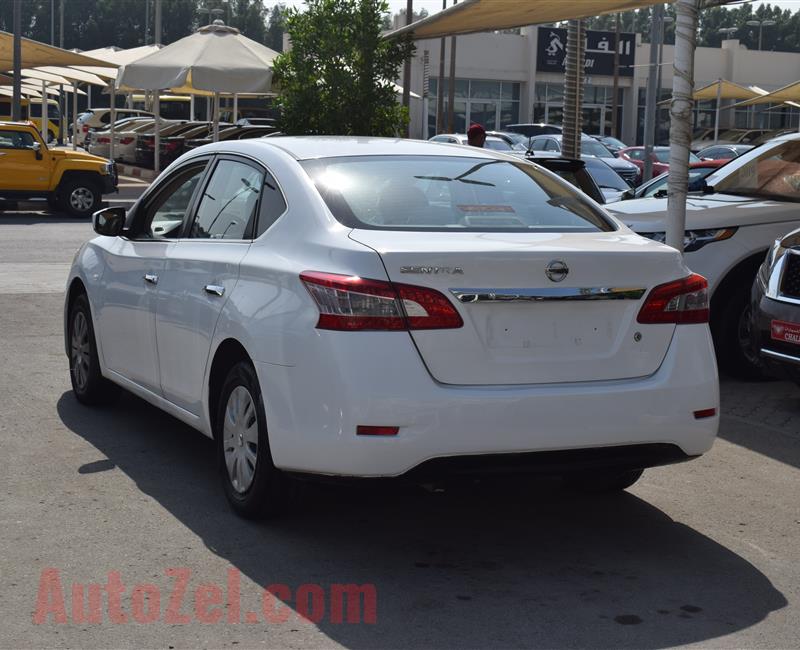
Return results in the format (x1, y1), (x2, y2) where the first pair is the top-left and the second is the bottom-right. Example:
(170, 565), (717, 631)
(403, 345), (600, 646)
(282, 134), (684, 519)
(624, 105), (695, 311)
(457, 204), (516, 213)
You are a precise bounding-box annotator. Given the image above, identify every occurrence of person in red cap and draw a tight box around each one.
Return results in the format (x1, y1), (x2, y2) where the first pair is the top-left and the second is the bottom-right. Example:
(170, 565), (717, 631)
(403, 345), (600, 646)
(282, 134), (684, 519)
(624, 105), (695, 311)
(467, 123), (486, 148)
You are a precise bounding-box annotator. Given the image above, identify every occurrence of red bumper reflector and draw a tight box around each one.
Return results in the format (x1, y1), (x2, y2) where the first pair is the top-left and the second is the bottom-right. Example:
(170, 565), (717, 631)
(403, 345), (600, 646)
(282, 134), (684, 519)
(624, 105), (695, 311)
(693, 408), (717, 419)
(356, 426), (399, 436)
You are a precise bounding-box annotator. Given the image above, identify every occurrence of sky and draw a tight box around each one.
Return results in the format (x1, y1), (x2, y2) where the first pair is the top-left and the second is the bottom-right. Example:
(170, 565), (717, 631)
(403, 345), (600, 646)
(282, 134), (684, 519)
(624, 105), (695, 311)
(278, 0), (800, 18)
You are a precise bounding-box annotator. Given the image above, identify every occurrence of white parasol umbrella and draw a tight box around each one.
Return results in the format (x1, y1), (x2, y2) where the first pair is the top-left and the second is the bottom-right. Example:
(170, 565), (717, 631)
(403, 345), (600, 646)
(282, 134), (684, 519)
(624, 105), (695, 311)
(116, 22), (279, 171)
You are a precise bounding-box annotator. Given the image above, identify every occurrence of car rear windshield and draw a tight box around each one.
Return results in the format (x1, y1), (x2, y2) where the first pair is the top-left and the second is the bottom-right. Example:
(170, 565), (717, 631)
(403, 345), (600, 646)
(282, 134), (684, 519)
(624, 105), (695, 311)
(301, 155), (615, 232)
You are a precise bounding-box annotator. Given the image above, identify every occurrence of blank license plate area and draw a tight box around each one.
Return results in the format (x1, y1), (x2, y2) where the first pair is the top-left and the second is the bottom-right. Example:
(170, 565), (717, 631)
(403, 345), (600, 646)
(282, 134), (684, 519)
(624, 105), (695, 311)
(480, 302), (625, 353)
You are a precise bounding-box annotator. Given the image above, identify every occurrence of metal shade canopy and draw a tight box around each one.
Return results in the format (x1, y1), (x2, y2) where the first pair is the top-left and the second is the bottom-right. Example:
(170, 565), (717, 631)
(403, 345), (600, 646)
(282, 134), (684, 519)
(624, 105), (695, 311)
(387, 0), (670, 39)
(731, 80), (800, 108)
(693, 79), (767, 101)
(0, 31), (116, 69)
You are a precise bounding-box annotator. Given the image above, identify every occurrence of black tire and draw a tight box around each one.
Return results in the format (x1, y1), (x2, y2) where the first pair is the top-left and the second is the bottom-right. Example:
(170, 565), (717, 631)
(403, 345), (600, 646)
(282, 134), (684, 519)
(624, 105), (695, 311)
(714, 284), (767, 380)
(68, 293), (118, 405)
(564, 468), (644, 494)
(215, 361), (294, 519)
(59, 177), (101, 218)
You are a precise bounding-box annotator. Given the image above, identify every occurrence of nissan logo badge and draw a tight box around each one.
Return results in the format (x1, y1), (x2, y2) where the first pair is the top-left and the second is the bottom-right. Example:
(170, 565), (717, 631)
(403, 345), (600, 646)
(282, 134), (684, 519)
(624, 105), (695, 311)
(545, 260), (569, 283)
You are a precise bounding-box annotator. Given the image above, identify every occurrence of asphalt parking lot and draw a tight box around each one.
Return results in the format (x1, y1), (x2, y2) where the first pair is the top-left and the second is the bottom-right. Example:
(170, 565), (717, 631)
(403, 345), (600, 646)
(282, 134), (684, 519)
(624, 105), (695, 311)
(1, 185), (799, 648)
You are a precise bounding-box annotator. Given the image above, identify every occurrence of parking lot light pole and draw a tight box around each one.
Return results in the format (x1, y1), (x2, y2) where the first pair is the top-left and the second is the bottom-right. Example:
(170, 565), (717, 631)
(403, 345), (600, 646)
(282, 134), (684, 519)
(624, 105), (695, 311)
(746, 19), (776, 51)
(643, 3), (664, 183)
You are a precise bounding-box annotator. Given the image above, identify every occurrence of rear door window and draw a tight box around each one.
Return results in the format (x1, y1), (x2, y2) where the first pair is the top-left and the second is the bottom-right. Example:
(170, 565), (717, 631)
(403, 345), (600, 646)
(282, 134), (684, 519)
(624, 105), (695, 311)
(302, 155), (615, 233)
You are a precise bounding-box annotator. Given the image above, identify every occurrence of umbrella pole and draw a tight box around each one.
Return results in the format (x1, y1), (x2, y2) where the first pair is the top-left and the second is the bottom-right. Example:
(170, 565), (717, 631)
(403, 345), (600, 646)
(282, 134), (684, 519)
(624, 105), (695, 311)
(109, 83), (116, 160)
(72, 82), (78, 151)
(190, 95), (195, 121)
(213, 92), (220, 142)
(233, 93), (238, 123)
(713, 78), (721, 145)
(154, 94), (160, 174)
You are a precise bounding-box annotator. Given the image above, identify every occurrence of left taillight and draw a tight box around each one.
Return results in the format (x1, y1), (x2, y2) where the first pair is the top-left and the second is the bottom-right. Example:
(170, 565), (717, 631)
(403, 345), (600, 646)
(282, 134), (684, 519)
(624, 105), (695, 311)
(300, 271), (463, 332)
(637, 273), (709, 324)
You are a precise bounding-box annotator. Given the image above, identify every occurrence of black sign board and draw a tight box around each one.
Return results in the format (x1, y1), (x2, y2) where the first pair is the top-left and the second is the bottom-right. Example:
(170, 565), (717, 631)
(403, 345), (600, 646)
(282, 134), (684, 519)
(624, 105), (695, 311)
(537, 26), (635, 77)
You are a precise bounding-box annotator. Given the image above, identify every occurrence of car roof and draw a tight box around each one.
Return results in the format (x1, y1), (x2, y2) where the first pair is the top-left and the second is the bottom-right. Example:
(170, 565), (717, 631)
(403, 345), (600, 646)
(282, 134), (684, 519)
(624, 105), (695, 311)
(205, 136), (513, 161)
(0, 120), (34, 129)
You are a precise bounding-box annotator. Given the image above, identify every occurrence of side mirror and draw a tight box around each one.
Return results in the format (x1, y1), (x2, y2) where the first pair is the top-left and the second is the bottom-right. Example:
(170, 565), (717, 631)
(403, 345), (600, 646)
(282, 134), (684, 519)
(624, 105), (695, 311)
(92, 207), (126, 237)
(32, 142), (42, 160)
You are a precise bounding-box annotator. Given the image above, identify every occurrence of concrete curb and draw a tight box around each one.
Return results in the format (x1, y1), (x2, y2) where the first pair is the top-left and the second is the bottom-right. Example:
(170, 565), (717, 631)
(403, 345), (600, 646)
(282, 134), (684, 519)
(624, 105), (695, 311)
(117, 164), (157, 181)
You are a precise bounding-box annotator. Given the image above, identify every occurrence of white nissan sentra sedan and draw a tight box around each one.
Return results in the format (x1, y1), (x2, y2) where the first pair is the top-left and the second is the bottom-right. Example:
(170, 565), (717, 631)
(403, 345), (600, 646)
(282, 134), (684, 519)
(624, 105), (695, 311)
(65, 137), (719, 518)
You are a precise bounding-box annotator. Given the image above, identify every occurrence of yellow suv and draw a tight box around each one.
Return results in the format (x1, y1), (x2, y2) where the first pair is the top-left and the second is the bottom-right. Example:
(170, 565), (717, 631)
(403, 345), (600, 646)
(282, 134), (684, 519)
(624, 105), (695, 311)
(0, 121), (117, 217)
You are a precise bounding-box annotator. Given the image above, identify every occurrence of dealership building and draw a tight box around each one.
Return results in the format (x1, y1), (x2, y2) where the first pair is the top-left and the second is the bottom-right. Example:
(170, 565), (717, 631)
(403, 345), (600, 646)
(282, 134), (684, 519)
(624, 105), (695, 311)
(405, 25), (800, 143)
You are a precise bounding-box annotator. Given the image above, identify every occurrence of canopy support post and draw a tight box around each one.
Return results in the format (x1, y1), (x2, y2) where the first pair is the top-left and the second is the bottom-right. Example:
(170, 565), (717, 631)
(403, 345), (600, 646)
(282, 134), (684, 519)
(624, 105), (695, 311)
(713, 78), (721, 145)
(72, 82), (78, 150)
(109, 83), (116, 160)
(666, 0), (699, 253)
(233, 93), (238, 123)
(190, 94), (195, 121)
(58, 84), (65, 144)
(154, 94), (160, 174)
(213, 92), (220, 141)
(41, 80), (48, 140)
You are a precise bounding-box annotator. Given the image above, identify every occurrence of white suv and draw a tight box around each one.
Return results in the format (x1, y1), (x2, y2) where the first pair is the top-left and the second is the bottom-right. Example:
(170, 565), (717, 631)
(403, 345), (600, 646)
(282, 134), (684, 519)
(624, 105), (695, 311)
(608, 133), (800, 378)
(74, 108), (153, 147)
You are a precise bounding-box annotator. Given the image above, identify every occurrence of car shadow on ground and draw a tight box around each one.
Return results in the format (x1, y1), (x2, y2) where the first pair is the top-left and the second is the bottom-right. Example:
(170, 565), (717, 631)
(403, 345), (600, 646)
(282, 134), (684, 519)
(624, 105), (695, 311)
(718, 376), (800, 470)
(57, 390), (786, 649)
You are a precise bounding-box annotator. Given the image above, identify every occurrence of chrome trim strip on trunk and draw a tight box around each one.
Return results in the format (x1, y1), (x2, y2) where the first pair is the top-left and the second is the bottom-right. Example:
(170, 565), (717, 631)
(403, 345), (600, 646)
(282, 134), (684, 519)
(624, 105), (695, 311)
(761, 348), (800, 366)
(450, 287), (647, 303)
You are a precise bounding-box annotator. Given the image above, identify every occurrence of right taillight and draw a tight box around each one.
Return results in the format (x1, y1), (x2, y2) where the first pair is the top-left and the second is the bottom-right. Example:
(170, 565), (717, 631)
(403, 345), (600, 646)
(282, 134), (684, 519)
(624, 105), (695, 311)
(637, 273), (709, 324)
(300, 271), (463, 331)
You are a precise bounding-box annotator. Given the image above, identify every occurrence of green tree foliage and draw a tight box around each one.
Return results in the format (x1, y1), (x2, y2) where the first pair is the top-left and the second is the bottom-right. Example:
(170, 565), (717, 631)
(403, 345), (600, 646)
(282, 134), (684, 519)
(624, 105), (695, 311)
(265, 3), (287, 51)
(273, 0), (414, 136)
(0, 0), (284, 50)
(582, 2), (800, 51)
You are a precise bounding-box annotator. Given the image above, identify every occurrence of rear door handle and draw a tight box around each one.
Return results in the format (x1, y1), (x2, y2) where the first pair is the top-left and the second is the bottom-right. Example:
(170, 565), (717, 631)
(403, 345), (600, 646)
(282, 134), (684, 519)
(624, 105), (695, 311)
(204, 284), (225, 297)
(144, 273), (158, 285)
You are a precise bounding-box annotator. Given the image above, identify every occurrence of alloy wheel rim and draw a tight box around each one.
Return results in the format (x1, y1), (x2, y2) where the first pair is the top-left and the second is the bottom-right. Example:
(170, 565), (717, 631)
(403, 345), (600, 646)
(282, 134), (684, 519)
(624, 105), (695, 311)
(223, 385), (258, 494)
(70, 311), (90, 391)
(69, 187), (94, 212)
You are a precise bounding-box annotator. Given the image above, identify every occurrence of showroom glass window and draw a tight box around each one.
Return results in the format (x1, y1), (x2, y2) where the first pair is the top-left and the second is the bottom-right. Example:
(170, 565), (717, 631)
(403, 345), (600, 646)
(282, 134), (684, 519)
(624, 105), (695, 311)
(427, 79), (521, 138)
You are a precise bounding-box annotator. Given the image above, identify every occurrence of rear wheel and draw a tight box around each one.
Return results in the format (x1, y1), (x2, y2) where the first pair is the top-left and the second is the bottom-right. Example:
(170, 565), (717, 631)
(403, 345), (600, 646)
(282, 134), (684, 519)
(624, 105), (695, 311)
(59, 177), (101, 218)
(68, 294), (118, 405)
(216, 361), (294, 519)
(714, 284), (766, 380)
(564, 468), (644, 494)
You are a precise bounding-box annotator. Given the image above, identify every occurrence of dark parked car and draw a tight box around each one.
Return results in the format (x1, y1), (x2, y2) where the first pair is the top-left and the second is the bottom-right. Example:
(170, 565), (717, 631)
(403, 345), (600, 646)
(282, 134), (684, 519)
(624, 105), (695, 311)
(505, 123), (564, 138)
(183, 125), (277, 151)
(526, 156), (606, 204)
(592, 135), (627, 154)
(530, 134), (640, 186)
(750, 227), (800, 383)
(134, 121), (211, 168)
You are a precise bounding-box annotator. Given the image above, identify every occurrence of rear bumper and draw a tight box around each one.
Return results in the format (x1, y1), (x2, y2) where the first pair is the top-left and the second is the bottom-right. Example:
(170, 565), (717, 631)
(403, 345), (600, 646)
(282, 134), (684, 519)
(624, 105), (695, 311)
(257, 324), (719, 478)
